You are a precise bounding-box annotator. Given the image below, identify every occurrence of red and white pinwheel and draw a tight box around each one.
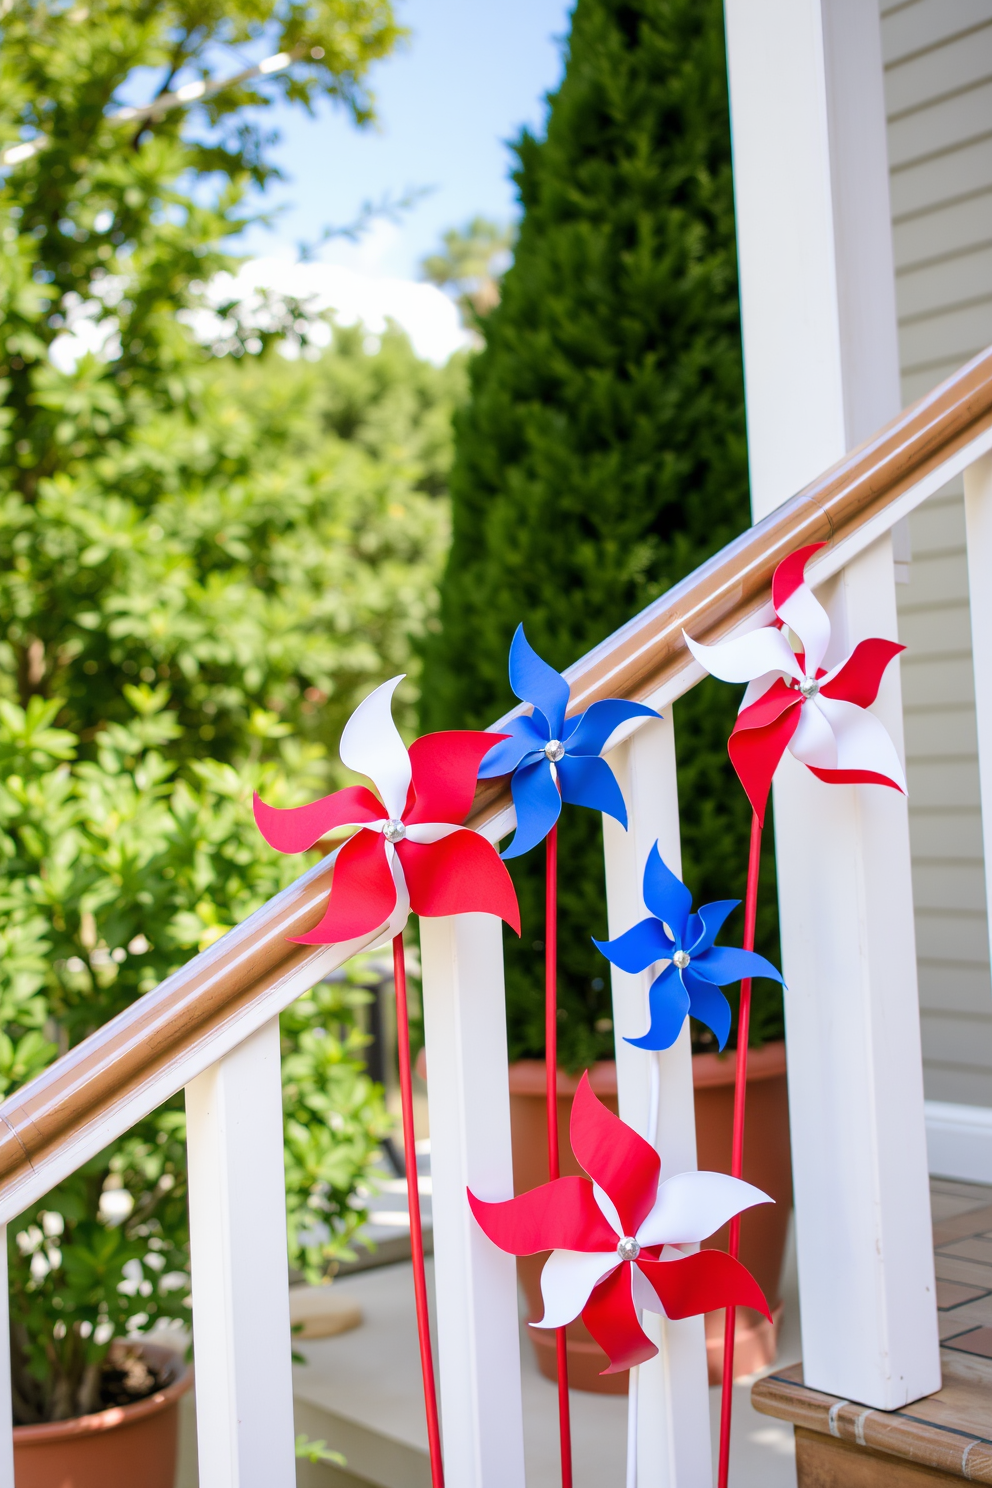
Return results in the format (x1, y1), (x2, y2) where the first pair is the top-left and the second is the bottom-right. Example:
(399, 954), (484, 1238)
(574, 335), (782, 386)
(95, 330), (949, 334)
(469, 1074), (770, 1373)
(684, 542), (906, 822)
(254, 675), (520, 945)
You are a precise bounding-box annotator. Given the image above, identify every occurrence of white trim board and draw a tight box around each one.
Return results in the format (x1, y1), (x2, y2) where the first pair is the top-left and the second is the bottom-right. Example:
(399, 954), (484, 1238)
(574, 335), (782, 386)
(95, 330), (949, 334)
(925, 1101), (992, 1185)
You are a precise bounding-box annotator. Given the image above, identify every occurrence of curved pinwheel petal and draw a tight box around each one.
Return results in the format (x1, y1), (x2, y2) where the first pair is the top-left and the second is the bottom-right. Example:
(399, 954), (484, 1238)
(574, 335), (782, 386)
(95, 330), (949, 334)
(292, 829), (395, 944)
(637, 1250), (771, 1322)
(557, 752), (629, 827)
(564, 699), (659, 758)
(693, 945), (783, 987)
(501, 756), (561, 860)
(772, 544), (830, 676)
(582, 1265), (656, 1374)
(253, 785), (384, 853)
(405, 730), (506, 825)
(569, 1073), (660, 1236)
(624, 964), (690, 1052)
(468, 1177), (617, 1255)
(396, 832), (521, 933)
(642, 844), (692, 942)
(683, 625), (803, 686)
(477, 714), (548, 779)
(339, 676), (411, 820)
(508, 624), (570, 738)
(820, 637), (903, 708)
(788, 697), (838, 770)
(533, 1250), (620, 1329)
(736, 677), (803, 733)
(593, 916), (674, 975)
(636, 1171), (771, 1249)
(804, 696), (907, 792)
(728, 703), (803, 824)
(686, 899), (739, 956)
(682, 968), (732, 1050)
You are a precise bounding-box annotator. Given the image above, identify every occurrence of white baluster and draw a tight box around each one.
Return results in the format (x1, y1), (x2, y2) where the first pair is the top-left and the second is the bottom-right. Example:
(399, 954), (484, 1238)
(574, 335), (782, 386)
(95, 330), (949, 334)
(185, 1017), (296, 1488)
(0, 1226), (14, 1488)
(418, 911), (526, 1488)
(965, 453), (992, 973)
(603, 711), (712, 1488)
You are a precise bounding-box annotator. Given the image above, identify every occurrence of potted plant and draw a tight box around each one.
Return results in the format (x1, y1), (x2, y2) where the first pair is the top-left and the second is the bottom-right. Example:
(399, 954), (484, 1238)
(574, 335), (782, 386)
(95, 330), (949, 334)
(0, 690), (390, 1476)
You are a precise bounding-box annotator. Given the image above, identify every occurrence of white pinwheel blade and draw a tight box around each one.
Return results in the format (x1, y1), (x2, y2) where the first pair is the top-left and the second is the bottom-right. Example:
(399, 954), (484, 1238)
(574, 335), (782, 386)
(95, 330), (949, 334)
(635, 1171), (771, 1248)
(776, 580), (831, 676)
(340, 676), (412, 820)
(592, 1183), (623, 1238)
(813, 696), (907, 790)
(788, 698), (838, 770)
(683, 626), (802, 685)
(534, 1249), (620, 1329)
(404, 822), (461, 844)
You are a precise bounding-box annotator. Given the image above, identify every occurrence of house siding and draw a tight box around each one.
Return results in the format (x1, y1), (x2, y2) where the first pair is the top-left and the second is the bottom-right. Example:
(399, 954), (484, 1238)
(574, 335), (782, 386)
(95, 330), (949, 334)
(881, 0), (992, 1103)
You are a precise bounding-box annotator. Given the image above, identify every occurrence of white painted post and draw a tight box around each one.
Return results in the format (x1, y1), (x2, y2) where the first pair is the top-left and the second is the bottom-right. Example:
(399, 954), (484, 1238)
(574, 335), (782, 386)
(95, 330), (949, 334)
(723, 0), (940, 1407)
(0, 1226), (14, 1488)
(186, 1018), (296, 1488)
(965, 454), (992, 972)
(418, 912), (526, 1488)
(602, 712), (711, 1488)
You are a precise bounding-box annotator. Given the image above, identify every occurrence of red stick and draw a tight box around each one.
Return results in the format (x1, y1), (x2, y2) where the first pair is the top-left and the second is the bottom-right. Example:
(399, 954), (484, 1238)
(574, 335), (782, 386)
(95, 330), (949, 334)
(717, 811), (764, 1488)
(393, 932), (445, 1488)
(545, 825), (573, 1488)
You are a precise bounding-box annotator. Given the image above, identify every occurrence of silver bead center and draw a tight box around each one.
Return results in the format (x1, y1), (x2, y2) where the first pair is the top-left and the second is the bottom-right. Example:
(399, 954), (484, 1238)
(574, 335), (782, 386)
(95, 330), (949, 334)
(798, 676), (819, 699)
(673, 949), (690, 969)
(617, 1236), (640, 1262)
(383, 819), (407, 843)
(544, 739), (565, 763)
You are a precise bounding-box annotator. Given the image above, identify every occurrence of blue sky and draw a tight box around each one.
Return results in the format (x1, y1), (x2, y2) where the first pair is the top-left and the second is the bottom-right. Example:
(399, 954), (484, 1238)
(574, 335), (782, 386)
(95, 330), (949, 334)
(235, 0), (574, 280)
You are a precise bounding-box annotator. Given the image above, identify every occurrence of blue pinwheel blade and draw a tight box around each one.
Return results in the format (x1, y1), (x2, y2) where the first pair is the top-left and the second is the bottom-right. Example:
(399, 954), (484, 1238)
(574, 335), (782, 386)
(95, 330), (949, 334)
(593, 916), (674, 975)
(642, 843), (693, 943)
(624, 964), (690, 1051)
(477, 714), (548, 778)
(508, 624), (570, 739)
(557, 752), (628, 827)
(564, 699), (660, 758)
(683, 967), (732, 1051)
(501, 756), (562, 860)
(691, 945), (784, 987)
(686, 899), (740, 956)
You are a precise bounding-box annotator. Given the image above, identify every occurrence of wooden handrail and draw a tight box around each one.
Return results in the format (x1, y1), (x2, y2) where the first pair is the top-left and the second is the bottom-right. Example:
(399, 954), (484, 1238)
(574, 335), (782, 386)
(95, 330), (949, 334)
(2, 342), (992, 1206)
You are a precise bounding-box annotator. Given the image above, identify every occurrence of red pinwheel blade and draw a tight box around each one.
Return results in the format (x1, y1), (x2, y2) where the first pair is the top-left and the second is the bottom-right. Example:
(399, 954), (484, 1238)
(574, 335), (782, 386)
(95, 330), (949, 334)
(771, 542), (826, 609)
(818, 637), (904, 708)
(806, 766), (905, 792)
(638, 1251), (771, 1322)
(254, 785), (385, 852)
(292, 829), (395, 944)
(569, 1073), (660, 1237)
(468, 1177), (617, 1255)
(727, 704), (802, 824)
(405, 730), (509, 825)
(396, 833), (521, 933)
(581, 1265), (656, 1374)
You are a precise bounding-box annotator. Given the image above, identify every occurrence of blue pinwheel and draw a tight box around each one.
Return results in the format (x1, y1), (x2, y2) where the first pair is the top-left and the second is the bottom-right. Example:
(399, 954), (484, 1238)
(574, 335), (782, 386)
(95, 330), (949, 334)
(478, 625), (659, 859)
(593, 844), (783, 1051)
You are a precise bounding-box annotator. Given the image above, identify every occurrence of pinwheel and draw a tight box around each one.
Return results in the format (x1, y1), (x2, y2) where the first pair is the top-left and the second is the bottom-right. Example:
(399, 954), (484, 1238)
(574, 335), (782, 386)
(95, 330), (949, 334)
(254, 675), (520, 1488)
(477, 625), (658, 1475)
(683, 541), (905, 825)
(469, 1073), (771, 1374)
(594, 844), (782, 1052)
(478, 624), (658, 860)
(684, 541), (907, 1488)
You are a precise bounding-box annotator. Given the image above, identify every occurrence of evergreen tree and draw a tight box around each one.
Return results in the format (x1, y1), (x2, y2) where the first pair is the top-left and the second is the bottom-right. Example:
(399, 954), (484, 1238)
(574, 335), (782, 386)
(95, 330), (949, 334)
(421, 0), (780, 1067)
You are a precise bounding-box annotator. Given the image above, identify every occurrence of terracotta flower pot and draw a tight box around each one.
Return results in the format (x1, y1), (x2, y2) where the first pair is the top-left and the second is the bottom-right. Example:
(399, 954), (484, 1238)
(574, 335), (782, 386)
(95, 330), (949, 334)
(507, 1042), (792, 1393)
(13, 1342), (192, 1488)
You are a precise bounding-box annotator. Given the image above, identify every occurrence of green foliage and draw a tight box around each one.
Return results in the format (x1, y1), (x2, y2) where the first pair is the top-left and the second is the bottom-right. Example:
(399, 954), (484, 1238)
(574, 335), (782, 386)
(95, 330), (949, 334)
(421, 0), (781, 1065)
(421, 217), (514, 326)
(296, 1433), (347, 1466)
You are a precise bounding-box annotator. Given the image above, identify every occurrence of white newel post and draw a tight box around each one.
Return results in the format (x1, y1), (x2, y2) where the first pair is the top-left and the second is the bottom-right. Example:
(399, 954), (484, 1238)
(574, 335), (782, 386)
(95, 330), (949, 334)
(0, 1226), (13, 1488)
(602, 712), (711, 1488)
(419, 912), (526, 1488)
(186, 1018), (297, 1488)
(724, 0), (940, 1406)
(965, 454), (992, 967)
